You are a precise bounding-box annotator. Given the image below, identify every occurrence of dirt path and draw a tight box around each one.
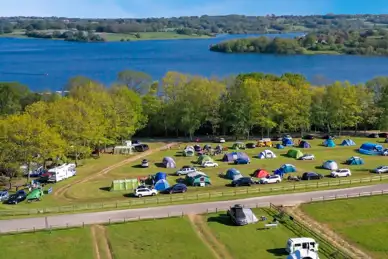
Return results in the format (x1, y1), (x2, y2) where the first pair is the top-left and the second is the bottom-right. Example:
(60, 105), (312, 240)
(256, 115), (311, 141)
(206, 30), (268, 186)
(288, 206), (372, 259)
(90, 225), (101, 259)
(54, 143), (177, 200)
(96, 225), (114, 259)
(188, 214), (233, 259)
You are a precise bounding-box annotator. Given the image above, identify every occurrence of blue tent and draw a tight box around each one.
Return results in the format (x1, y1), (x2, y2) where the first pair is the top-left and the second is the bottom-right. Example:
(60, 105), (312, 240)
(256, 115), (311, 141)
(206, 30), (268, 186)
(346, 156), (364, 165)
(276, 144), (284, 149)
(340, 139), (356, 146)
(323, 139), (336, 147)
(282, 138), (294, 146)
(274, 164), (296, 177)
(154, 179), (170, 191)
(222, 152), (249, 162)
(225, 168), (242, 180)
(299, 141), (311, 148)
(359, 143), (383, 155)
(155, 172), (167, 182)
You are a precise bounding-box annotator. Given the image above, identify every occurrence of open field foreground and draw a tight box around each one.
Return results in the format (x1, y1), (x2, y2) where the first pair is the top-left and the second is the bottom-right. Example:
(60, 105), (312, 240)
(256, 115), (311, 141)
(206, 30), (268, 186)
(301, 195), (388, 258)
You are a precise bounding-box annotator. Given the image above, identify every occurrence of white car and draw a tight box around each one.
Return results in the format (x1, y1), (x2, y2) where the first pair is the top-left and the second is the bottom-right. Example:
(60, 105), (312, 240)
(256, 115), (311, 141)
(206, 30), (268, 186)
(259, 175), (282, 184)
(330, 169), (351, 178)
(299, 154), (315, 160)
(219, 138), (226, 143)
(176, 167), (196, 176)
(134, 186), (157, 198)
(373, 166), (388, 174)
(202, 161), (219, 168)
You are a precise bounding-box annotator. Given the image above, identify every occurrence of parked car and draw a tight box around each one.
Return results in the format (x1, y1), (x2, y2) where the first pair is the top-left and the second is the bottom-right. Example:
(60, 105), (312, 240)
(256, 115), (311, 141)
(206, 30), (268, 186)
(176, 167), (196, 176)
(218, 138), (226, 143)
(246, 143), (256, 148)
(330, 169), (351, 178)
(141, 159), (149, 168)
(322, 135), (335, 140)
(162, 184), (187, 194)
(303, 134), (315, 140)
(234, 158), (250, 165)
(0, 190), (9, 201)
(6, 190), (27, 204)
(231, 177), (255, 187)
(134, 144), (149, 152)
(299, 154), (315, 160)
(202, 161), (219, 168)
(283, 134), (292, 139)
(301, 172), (323, 181)
(134, 186), (157, 198)
(379, 132), (388, 138)
(259, 175), (282, 184)
(227, 204), (249, 226)
(368, 133), (379, 138)
(372, 166), (388, 174)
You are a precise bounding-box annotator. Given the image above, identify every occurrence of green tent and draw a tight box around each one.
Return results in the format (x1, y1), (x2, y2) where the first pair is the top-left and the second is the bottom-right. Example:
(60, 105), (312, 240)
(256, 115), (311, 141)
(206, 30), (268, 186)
(197, 155), (213, 164)
(110, 179), (139, 191)
(27, 188), (44, 202)
(232, 142), (246, 150)
(186, 172), (211, 186)
(287, 149), (304, 159)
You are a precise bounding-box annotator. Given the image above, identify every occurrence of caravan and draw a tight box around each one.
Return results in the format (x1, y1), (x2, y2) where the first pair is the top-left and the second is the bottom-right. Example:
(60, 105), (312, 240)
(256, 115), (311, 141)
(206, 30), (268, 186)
(48, 164), (76, 183)
(286, 238), (319, 254)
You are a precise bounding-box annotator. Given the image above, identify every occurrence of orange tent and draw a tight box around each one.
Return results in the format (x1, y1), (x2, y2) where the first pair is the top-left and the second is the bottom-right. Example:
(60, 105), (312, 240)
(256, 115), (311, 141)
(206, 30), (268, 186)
(253, 169), (269, 178)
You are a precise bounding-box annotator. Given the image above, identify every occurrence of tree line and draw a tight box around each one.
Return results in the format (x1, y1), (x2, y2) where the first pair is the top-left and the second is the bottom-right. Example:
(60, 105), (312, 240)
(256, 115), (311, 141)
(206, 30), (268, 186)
(1, 70), (388, 183)
(25, 30), (105, 42)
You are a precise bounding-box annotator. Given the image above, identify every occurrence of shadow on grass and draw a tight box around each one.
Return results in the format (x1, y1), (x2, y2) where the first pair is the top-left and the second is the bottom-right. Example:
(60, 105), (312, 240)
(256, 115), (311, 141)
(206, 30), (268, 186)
(131, 164), (144, 168)
(266, 248), (288, 256)
(123, 193), (135, 198)
(154, 162), (165, 168)
(99, 187), (111, 192)
(207, 214), (235, 226)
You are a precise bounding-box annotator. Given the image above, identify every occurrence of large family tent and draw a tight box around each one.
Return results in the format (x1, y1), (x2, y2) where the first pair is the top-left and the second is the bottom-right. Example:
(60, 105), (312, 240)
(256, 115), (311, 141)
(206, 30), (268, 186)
(197, 155), (213, 164)
(287, 149), (304, 159)
(222, 152), (249, 162)
(299, 140), (311, 148)
(282, 137), (294, 147)
(225, 168), (242, 180)
(232, 142), (246, 150)
(359, 143), (384, 155)
(154, 172), (167, 182)
(341, 139), (356, 146)
(253, 169), (269, 178)
(274, 164), (296, 177)
(322, 160), (338, 170)
(323, 139), (336, 147)
(186, 172), (211, 186)
(276, 143), (284, 149)
(162, 157), (176, 168)
(346, 156), (365, 165)
(154, 179), (170, 191)
(183, 147), (195, 157)
(258, 150), (276, 159)
(110, 178), (139, 191)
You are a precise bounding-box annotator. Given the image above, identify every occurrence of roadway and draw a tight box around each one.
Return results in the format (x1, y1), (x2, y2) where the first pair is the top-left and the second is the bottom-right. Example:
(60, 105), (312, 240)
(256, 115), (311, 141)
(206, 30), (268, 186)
(0, 184), (387, 233)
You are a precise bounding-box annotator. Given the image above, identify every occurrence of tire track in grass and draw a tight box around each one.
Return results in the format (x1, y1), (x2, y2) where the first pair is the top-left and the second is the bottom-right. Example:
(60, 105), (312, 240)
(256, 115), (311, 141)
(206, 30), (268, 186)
(188, 214), (233, 259)
(54, 143), (178, 201)
(90, 225), (102, 259)
(95, 225), (113, 259)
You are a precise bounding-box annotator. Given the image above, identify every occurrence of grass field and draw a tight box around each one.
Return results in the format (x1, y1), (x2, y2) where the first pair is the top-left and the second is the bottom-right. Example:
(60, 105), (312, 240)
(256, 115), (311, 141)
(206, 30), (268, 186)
(301, 195), (388, 258)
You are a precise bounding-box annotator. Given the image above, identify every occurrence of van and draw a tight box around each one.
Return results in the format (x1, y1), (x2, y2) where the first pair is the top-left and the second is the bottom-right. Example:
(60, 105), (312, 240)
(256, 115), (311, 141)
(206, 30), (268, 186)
(48, 164), (76, 183)
(286, 237), (318, 254)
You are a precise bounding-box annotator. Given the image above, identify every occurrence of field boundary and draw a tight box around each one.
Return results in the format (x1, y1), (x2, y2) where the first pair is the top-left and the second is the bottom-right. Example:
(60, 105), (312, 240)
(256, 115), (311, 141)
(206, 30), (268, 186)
(2, 175), (388, 217)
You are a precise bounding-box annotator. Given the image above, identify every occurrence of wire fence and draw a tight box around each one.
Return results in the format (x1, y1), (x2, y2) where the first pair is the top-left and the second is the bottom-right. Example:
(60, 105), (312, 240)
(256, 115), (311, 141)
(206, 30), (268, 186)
(1, 174), (387, 217)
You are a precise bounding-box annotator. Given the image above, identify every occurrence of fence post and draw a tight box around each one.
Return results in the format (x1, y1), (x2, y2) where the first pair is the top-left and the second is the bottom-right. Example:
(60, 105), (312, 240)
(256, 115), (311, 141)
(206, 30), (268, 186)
(116, 202), (118, 208)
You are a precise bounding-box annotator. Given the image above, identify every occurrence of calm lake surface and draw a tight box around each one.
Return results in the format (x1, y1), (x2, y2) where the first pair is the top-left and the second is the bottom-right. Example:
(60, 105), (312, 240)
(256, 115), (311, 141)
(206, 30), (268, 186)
(1, 33), (388, 91)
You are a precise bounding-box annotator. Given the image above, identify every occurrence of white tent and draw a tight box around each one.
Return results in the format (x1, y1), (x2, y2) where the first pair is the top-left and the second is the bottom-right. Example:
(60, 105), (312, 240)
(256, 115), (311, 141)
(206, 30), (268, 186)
(322, 160), (338, 170)
(258, 150), (276, 159)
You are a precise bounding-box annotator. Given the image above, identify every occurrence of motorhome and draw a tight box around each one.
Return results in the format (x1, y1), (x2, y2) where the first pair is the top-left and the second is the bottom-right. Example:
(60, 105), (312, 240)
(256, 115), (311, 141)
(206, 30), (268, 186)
(286, 238), (319, 254)
(287, 249), (320, 259)
(48, 164), (76, 183)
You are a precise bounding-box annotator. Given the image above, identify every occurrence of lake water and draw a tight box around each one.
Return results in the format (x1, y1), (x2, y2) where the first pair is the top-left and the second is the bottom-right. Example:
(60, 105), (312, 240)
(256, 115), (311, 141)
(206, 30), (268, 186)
(1, 33), (388, 91)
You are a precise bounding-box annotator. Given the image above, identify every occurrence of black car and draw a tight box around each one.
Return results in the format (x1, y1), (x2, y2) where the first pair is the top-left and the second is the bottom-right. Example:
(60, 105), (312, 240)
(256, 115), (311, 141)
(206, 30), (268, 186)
(162, 184), (187, 194)
(231, 177), (255, 187)
(379, 132), (388, 138)
(368, 133), (379, 138)
(303, 134), (315, 140)
(301, 172), (323, 181)
(6, 190), (27, 204)
(246, 143), (256, 149)
(134, 144), (149, 152)
(227, 204), (249, 226)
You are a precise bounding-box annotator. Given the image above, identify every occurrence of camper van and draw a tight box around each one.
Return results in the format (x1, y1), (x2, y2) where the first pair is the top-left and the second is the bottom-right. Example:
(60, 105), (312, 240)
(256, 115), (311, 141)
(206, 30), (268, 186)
(48, 164), (76, 183)
(286, 238), (319, 254)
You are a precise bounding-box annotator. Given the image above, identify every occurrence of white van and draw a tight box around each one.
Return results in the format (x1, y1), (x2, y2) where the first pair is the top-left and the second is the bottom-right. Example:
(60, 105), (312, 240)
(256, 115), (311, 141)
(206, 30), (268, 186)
(286, 237), (319, 254)
(48, 164), (76, 183)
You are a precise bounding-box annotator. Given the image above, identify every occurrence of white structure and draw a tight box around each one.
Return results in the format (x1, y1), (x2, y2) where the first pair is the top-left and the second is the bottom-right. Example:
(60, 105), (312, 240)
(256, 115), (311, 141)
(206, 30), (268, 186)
(286, 238), (319, 254)
(286, 249), (320, 259)
(258, 150), (276, 159)
(322, 160), (338, 170)
(48, 164), (76, 183)
(114, 140), (133, 155)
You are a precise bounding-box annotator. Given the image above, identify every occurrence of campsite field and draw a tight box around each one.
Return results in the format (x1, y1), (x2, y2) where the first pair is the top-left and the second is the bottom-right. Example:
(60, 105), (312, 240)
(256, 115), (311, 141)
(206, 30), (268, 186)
(300, 195), (388, 258)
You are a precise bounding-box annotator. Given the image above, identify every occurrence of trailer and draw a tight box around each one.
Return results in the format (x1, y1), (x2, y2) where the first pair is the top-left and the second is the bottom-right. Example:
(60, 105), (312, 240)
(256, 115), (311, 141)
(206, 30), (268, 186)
(48, 164), (76, 183)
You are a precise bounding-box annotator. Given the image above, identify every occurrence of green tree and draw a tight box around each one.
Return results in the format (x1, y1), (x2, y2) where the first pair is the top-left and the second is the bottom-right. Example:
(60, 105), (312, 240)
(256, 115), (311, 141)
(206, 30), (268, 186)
(117, 70), (152, 94)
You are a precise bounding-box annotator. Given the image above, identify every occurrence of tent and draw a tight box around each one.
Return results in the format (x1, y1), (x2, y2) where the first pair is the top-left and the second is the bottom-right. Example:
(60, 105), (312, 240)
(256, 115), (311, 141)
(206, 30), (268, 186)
(110, 178), (139, 191)
(232, 142), (246, 150)
(258, 150), (276, 159)
(299, 140), (311, 148)
(359, 143), (384, 155)
(346, 156), (365, 165)
(253, 169), (269, 178)
(323, 139), (336, 147)
(162, 157), (176, 168)
(154, 172), (167, 182)
(183, 148), (195, 157)
(225, 168), (242, 180)
(322, 160), (338, 170)
(154, 179), (170, 191)
(341, 139), (356, 146)
(197, 155), (213, 164)
(282, 137), (294, 146)
(274, 164), (296, 177)
(186, 172), (211, 186)
(276, 144), (284, 149)
(222, 152), (249, 162)
(287, 149), (304, 159)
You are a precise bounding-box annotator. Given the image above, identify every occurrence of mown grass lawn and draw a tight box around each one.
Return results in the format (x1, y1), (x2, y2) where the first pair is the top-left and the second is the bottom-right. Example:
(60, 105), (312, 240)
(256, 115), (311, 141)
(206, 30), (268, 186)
(301, 195), (388, 258)
(106, 217), (214, 259)
(0, 228), (94, 259)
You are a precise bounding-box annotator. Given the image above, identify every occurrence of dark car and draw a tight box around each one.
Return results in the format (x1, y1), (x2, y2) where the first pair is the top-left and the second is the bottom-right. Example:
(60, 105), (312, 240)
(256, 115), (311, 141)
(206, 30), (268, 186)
(227, 204), (249, 226)
(301, 172), (323, 181)
(163, 184), (187, 194)
(134, 144), (149, 152)
(234, 158), (250, 165)
(132, 140), (140, 145)
(379, 132), (388, 138)
(322, 135), (335, 140)
(6, 190), (27, 204)
(303, 134), (315, 140)
(231, 177), (255, 187)
(368, 133), (379, 138)
(246, 143), (256, 149)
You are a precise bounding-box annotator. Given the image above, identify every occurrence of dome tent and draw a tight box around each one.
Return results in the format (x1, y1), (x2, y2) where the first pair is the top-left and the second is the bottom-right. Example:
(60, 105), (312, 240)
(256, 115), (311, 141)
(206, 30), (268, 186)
(183, 146), (195, 157)
(322, 160), (338, 170)
(346, 156), (364, 165)
(225, 168), (242, 180)
(276, 143), (284, 149)
(197, 155), (213, 164)
(154, 172), (167, 182)
(154, 179), (170, 191)
(258, 150), (276, 159)
(253, 169), (269, 178)
(299, 140), (311, 148)
(340, 139), (356, 146)
(359, 143), (384, 155)
(162, 157), (176, 168)
(222, 152), (249, 162)
(274, 164), (296, 177)
(323, 139), (336, 147)
(287, 149), (304, 159)
(282, 138), (294, 147)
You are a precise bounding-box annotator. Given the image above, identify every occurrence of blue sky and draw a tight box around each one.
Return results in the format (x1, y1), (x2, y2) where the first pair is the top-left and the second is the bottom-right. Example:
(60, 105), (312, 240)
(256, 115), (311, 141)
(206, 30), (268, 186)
(1, 0), (388, 18)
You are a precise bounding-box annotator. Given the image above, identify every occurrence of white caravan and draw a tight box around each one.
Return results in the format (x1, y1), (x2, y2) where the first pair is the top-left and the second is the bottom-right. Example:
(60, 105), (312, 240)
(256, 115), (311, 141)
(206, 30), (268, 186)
(286, 249), (320, 259)
(48, 164), (76, 183)
(286, 238), (319, 254)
